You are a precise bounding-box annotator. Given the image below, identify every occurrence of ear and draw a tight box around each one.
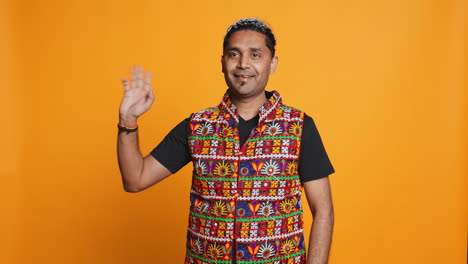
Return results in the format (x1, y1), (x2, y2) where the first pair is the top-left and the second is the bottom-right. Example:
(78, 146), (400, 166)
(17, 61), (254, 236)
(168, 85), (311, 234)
(221, 55), (225, 73)
(269, 56), (279, 74)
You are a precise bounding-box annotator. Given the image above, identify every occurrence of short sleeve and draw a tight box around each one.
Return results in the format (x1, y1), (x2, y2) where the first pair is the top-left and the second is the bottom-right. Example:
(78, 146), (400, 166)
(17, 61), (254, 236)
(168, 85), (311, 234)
(298, 114), (335, 182)
(150, 117), (192, 173)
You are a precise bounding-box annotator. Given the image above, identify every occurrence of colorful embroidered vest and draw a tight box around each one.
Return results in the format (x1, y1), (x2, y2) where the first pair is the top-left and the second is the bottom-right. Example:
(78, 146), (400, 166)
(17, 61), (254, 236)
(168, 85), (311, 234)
(185, 91), (306, 264)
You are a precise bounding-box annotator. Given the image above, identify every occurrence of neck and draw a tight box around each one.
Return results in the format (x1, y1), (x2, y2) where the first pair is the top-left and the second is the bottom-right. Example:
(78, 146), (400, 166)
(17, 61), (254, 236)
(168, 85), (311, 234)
(230, 91), (267, 120)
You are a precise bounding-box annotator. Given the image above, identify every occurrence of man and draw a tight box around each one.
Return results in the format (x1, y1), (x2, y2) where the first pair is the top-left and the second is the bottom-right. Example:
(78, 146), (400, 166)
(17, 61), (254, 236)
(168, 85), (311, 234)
(118, 18), (334, 264)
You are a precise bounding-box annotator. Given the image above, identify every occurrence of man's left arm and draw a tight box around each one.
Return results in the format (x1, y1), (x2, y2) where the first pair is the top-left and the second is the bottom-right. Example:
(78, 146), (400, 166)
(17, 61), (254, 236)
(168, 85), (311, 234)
(304, 176), (334, 264)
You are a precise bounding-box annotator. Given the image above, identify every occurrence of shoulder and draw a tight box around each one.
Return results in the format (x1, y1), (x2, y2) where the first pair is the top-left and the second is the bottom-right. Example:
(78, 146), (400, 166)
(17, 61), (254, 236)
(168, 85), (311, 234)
(191, 106), (221, 120)
(303, 113), (314, 124)
(276, 102), (305, 121)
(301, 113), (319, 133)
(278, 102), (303, 113)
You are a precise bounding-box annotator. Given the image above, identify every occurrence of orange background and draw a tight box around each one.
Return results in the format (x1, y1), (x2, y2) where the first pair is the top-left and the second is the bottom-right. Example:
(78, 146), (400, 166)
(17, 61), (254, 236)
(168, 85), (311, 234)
(1, 0), (466, 263)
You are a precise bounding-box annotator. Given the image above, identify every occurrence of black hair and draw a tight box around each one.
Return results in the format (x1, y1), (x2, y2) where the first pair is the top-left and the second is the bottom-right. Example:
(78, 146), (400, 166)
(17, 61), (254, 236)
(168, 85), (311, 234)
(223, 18), (276, 57)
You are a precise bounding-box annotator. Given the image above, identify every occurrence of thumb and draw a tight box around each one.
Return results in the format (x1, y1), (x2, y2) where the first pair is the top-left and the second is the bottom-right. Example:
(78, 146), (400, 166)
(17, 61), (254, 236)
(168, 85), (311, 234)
(121, 78), (130, 91)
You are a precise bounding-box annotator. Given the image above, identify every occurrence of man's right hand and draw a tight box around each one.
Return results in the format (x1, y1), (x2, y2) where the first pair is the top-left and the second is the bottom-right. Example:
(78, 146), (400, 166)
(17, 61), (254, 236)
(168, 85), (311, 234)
(117, 65), (172, 193)
(119, 66), (154, 127)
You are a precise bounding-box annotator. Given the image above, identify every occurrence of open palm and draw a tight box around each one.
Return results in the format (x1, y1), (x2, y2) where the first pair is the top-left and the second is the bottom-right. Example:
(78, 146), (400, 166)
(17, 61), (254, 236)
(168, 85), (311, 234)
(119, 66), (154, 125)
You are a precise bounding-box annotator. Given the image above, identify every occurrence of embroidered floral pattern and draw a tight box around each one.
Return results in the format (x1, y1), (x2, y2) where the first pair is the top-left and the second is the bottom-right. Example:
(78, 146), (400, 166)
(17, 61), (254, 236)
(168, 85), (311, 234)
(280, 239), (296, 255)
(195, 160), (208, 175)
(213, 161), (232, 176)
(280, 199), (295, 214)
(286, 161), (298, 175)
(258, 201), (274, 216)
(265, 122), (283, 135)
(191, 239), (204, 254)
(288, 122), (302, 136)
(220, 125), (234, 137)
(261, 160), (280, 176)
(186, 91), (306, 263)
(197, 123), (214, 136)
(211, 201), (228, 216)
(257, 243), (276, 259)
(206, 244), (224, 259)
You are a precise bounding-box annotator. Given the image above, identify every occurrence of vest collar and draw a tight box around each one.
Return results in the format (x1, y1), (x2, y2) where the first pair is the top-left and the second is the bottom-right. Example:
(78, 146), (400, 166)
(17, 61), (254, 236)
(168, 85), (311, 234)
(219, 90), (283, 124)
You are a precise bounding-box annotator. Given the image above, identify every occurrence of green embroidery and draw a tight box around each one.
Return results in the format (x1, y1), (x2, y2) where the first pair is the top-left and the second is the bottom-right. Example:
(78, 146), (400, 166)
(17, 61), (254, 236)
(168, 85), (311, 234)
(194, 175), (238, 181)
(187, 250), (232, 264)
(188, 135), (238, 142)
(238, 175), (300, 181)
(190, 211), (234, 222)
(236, 210), (302, 222)
(237, 250), (307, 264)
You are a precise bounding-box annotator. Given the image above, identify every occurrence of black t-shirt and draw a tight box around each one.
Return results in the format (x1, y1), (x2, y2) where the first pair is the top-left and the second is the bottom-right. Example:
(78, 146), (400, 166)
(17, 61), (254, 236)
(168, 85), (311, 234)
(151, 113), (334, 182)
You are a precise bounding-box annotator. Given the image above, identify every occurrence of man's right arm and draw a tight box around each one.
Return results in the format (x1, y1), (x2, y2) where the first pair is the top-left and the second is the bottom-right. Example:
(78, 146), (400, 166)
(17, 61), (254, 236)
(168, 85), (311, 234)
(117, 66), (172, 193)
(117, 129), (172, 193)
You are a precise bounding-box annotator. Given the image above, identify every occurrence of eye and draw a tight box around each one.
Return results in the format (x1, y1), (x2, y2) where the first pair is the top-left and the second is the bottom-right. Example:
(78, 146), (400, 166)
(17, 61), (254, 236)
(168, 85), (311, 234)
(229, 52), (239, 57)
(252, 53), (260, 58)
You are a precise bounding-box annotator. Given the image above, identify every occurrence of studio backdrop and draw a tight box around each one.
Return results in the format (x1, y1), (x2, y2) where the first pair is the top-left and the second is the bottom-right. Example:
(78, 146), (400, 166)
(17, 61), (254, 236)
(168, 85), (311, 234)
(1, 0), (466, 263)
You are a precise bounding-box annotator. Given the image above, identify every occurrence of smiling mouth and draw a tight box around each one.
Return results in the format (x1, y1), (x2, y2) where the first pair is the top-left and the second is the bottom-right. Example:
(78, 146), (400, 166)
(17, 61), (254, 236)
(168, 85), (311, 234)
(234, 74), (255, 79)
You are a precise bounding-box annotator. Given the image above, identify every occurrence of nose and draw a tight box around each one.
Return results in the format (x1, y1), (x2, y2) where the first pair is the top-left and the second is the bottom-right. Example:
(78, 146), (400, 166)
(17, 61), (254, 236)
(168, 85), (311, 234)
(236, 55), (250, 69)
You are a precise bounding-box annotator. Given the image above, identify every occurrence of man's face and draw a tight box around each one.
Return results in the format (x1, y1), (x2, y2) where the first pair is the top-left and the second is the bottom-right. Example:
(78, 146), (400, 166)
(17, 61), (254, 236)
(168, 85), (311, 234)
(222, 30), (278, 99)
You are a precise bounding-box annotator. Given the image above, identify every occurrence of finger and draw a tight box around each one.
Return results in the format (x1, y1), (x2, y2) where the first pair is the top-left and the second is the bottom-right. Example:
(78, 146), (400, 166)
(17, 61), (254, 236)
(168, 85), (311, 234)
(131, 65), (138, 88)
(144, 87), (155, 109)
(144, 71), (152, 90)
(148, 83), (155, 102)
(136, 68), (144, 89)
(121, 78), (130, 91)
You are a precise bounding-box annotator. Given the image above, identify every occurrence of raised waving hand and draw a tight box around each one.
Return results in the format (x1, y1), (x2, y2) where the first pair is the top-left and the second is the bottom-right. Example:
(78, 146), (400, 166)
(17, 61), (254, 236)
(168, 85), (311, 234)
(119, 66), (154, 127)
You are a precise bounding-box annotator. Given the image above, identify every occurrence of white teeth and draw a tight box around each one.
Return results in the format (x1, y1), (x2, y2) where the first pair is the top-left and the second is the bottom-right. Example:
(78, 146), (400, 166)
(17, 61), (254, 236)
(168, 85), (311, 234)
(235, 74), (253, 78)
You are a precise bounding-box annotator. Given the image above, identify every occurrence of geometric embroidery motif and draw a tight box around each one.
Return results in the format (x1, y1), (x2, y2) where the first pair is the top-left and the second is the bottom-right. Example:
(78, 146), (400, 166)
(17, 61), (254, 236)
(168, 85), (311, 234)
(186, 91), (307, 263)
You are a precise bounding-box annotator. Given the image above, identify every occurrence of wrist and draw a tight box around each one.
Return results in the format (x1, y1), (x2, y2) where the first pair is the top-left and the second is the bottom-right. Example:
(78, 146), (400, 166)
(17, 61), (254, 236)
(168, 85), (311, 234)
(119, 115), (138, 128)
(117, 123), (138, 133)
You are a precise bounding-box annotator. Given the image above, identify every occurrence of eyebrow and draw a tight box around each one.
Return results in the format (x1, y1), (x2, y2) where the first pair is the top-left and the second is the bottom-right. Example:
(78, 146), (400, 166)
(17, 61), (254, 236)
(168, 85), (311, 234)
(226, 47), (263, 52)
(250, 47), (262, 52)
